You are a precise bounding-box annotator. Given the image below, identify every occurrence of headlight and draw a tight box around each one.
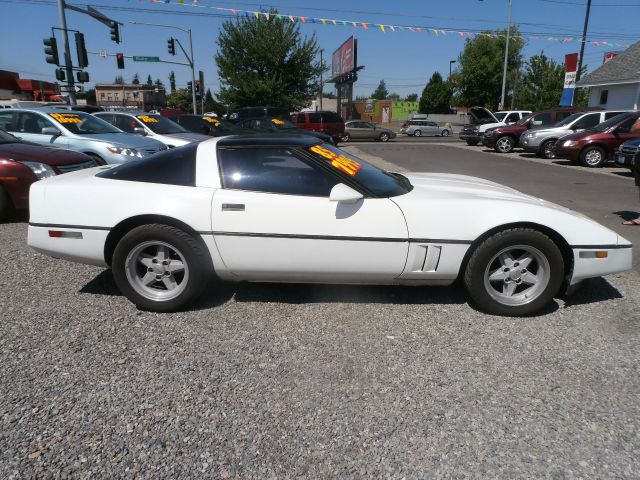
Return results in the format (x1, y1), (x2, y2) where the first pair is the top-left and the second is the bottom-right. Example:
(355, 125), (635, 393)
(524, 132), (534, 139)
(106, 146), (143, 158)
(562, 140), (578, 147)
(20, 161), (56, 180)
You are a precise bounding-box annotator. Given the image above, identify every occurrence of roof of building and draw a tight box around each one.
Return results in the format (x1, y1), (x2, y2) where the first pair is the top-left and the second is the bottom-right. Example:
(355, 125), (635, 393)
(577, 41), (640, 87)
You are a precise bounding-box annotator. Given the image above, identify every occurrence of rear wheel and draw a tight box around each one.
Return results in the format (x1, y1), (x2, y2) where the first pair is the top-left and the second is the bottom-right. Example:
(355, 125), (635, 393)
(580, 146), (606, 168)
(465, 139), (479, 146)
(464, 228), (564, 316)
(494, 135), (515, 153)
(540, 139), (557, 159)
(0, 185), (13, 222)
(441, 130), (450, 137)
(413, 129), (422, 137)
(379, 132), (390, 142)
(341, 133), (350, 142)
(112, 224), (211, 312)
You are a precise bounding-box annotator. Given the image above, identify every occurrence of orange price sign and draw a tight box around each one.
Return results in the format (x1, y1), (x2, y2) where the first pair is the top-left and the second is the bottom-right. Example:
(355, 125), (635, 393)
(203, 117), (220, 125)
(137, 115), (159, 123)
(49, 113), (81, 124)
(271, 118), (285, 125)
(309, 144), (362, 176)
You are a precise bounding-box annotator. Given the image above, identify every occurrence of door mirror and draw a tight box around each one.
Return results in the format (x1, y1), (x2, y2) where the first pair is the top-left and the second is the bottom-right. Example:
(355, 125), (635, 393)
(133, 127), (147, 136)
(329, 183), (364, 204)
(41, 127), (60, 136)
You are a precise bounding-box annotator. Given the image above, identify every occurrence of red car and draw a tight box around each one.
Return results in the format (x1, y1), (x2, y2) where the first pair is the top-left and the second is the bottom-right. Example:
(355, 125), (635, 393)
(482, 109), (579, 153)
(0, 129), (97, 220)
(553, 112), (640, 167)
(291, 111), (345, 144)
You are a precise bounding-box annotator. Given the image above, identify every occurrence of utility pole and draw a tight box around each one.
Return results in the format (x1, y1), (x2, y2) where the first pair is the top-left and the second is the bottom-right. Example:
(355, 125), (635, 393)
(56, 0), (77, 105)
(576, 0), (592, 82)
(320, 49), (323, 111)
(499, 0), (512, 110)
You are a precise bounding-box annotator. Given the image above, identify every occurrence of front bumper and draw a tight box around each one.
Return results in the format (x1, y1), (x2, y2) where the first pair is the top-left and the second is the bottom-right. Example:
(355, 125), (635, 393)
(553, 144), (581, 161)
(482, 135), (497, 148)
(570, 244), (633, 285)
(520, 136), (542, 150)
(460, 133), (481, 142)
(614, 151), (637, 168)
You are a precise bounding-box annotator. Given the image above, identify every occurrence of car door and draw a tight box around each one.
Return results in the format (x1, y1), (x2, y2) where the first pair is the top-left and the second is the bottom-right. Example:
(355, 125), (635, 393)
(13, 111), (67, 147)
(211, 146), (409, 282)
(426, 122), (439, 136)
(362, 122), (378, 139)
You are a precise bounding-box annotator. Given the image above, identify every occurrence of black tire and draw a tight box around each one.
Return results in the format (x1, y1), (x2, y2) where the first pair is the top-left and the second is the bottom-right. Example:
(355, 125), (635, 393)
(494, 135), (515, 153)
(414, 129), (422, 137)
(379, 132), (390, 142)
(464, 228), (565, 317)
(540, 139), (557, 159)
(580, 146), (606, 168)
(112, 224), (212, 312)
(341, 133), (350, 142)
(0, 185), (13, 222)
(441, 130), (450, 137)
(465, 140), (479, 146)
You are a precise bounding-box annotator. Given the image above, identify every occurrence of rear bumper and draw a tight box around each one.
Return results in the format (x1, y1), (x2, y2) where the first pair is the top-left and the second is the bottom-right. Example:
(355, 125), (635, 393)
(28, 224), (109, 267)
(570, 244), (633, 285)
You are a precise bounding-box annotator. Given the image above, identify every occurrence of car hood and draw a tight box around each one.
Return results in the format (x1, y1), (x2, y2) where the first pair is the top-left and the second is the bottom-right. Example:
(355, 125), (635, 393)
(621, 137), (640, 148)
(73, 133), (165, 149)
(467, 106), (499, 124)
(557, 130), (603, 142)
(526, 126), (570, 136)
(0, 142), (92, 166)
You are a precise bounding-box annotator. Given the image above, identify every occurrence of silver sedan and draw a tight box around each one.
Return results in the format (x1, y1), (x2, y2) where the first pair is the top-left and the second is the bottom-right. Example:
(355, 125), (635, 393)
(342, 121), (396, 142)
(401, 120), (453, 137)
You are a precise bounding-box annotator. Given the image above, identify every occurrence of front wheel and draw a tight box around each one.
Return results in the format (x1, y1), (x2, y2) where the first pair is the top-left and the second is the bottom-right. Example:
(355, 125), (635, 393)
(464, 228), (564, 316)
(540, 139), (556, 159)
(580, 146), (606, 168)
(112, 224), (212, 312)
(494, 136), (515, 153)
(341, 133), (350, 142)
(413, 129), (422, 137)
(441, 130), (450, 137)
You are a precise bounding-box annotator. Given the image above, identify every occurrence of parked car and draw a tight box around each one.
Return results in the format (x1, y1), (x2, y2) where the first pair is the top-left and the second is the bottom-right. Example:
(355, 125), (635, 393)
(28, 135), (631, 317)
(343, 121), (396, 141)
(227, 106), (291, 123)
(482, 109), (580, 153)
(291, 111), (345, 144)
(614, 137), (640, 169)
(520, 110), (630, 159)
(553, 112), (640, 167)
(0, 108), (167, 165)
(94, 112), (209, 148)
(400, 120), (451, 137)
(459, 108), (531, 146)
(235, 117), (334, 143)
(0, 128), (97, 220)
(167, 114), (243, 137)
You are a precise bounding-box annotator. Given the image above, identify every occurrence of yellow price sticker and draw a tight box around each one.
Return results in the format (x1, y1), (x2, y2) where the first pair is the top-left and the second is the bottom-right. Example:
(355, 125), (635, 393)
(203, 117), (220, 125)
(137, 115), (159, 123)
(309, 144), (362, 176)
(49, 113), (81, 124)
(271, 118), (285, 125)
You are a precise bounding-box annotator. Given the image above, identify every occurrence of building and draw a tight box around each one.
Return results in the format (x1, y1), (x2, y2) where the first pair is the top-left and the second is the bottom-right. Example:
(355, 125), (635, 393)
(0, 70), (61, 101)
(576, 40), (640, 110)
(95, 84), (167, 111)
(352, 100), (419, 124)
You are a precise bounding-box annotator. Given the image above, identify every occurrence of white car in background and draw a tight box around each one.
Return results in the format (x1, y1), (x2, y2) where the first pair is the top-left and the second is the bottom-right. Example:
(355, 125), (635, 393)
(460, 107), (531, 146)
(94, 111), (209, 148)
(28, 135), (632, 316)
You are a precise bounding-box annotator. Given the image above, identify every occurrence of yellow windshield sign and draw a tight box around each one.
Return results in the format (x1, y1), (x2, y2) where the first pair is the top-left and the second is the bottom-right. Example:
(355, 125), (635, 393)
(49, 113), (81, 124)
(137, 115), (159, 123)
(203, 117), (220, 125)
(271, 118), (285, 125)
(309, 144), (362, 176)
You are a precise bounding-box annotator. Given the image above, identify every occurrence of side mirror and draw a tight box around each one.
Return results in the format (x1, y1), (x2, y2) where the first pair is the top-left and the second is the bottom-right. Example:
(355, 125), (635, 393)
(133, 127), (147, 136)
(41, 127), (60, 136)
(329, 183), (364, 204)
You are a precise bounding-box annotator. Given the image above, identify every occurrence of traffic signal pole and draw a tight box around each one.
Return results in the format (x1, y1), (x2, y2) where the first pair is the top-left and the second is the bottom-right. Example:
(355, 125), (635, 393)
(57, 0), (77, 105)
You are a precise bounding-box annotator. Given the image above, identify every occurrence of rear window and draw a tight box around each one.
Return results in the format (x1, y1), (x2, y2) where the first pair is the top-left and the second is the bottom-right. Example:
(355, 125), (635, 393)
(320, 112), (343, 123)
(96, 143), (197, 186)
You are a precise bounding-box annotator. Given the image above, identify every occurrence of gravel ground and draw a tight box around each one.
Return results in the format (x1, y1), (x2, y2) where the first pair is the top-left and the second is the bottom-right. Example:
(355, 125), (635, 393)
(1, 216), (639, 479)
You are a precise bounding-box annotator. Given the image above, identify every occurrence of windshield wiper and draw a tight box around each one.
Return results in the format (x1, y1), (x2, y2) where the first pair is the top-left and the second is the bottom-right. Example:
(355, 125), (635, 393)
(388, 172), (413, 189)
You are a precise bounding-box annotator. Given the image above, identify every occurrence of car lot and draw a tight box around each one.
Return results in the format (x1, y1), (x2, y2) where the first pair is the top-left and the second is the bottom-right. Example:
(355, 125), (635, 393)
(1, 140), (639, 478)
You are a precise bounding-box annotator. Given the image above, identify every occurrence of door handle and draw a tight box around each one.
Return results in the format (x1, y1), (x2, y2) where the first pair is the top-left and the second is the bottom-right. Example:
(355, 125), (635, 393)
(222, 203), (245, 212)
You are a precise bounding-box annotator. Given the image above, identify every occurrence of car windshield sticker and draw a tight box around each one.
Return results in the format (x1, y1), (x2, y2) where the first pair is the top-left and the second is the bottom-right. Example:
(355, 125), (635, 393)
(203, 117), (220, 125)
(137, 115), (159, 123)
(49, 113), (82, 124)
(271, 118), (285, 125)
(309, 144), (362, 176)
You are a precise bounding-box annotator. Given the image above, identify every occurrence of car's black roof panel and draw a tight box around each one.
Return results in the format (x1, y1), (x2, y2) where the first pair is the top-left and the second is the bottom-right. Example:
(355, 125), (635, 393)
(217, 134), (321, 147)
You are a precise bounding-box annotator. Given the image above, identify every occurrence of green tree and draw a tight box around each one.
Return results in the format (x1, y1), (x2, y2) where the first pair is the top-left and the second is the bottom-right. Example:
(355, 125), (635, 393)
(215, 10), (322, 110)
(166, 88), (193, 111)
(456, 27), (525, 109)
(114, 75), (124, 85)
(387, 92), (401, 101)
(132, 73), (140, 85)
(146, 74), (153, 87)
(516, 53), (565, 111)
(203, 88), (224, 113)
(155, 78), (165, 90)
(405, 93), (418, 102)
(419, 72), (452, 114)
(169, 71), (176, 94)
(371, 80), (389, 100)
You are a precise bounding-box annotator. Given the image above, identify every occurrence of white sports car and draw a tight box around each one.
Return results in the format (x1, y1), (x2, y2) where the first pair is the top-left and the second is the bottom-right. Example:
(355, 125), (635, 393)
(28, 135), (632, 316)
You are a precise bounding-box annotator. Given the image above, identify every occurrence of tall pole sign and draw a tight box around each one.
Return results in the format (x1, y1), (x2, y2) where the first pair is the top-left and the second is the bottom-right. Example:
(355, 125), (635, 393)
(560, 53), (579, 107)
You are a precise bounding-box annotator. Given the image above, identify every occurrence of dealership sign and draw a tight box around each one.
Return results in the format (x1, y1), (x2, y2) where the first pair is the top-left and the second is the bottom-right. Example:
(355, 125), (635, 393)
(560, 53), (578, 107)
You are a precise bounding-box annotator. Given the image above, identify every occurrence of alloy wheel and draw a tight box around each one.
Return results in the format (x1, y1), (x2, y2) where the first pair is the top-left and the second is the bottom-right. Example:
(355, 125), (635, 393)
(496, 137), (514, 153)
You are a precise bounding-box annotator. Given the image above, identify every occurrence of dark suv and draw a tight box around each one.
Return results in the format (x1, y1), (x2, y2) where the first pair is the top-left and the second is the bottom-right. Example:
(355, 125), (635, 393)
(482, 109), (580, 153)
(228, 106), (291, 123)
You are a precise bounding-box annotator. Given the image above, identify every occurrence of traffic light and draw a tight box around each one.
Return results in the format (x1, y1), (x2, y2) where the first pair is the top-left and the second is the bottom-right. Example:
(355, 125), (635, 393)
(187, 81), (193, 92)
(55, 68), (66, 82)
(110, 22), (120, 44)
(116, 53), (125, 69)
(167, 38), (175, 56)
(75, 32), (89, 68)
(194, 80), (200, 96)
(43, 37), (60, 65)
(76, 71), (90, 83)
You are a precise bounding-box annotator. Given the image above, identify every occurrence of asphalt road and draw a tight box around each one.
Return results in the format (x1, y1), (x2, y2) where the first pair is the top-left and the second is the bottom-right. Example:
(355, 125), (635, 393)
(1, 140), (639, 478)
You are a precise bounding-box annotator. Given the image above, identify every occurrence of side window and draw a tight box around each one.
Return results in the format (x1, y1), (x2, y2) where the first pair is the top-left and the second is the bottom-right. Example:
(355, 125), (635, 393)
(321, 112), (341, 123)
(505, 113), (519, 123)
(218, 148), (340, 196)
(605, 111), (624, 120)
(294, 113), (305, 124)
(0, 111), (14, 131)
(17, 112), (54, 134)
(615, 116), (638, 134)
(531, 112), (553, 126)
(113, 115), (136, 133)
(308, 112), (321, 124)
(599, 90), (608, 105)
(572, 113), (601, 130)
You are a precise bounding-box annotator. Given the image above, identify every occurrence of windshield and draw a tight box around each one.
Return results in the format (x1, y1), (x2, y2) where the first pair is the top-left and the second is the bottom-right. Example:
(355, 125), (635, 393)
(0, 128), (20, 143)
(306, 143), (412, 197)
(49, 111), (121, 134)
(137, 114), (187, 134)
(494, 112), (507, 121)
(516, 114), (533, 125)
(203, 117), (236, 132)
(554, 113), (582, 127)
(591, 113), (630, 133)
(270, 118), (297, 130)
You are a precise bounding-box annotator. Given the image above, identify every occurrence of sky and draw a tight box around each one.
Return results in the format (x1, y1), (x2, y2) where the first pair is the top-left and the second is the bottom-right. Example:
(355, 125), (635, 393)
(1, 0), (638, 100)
